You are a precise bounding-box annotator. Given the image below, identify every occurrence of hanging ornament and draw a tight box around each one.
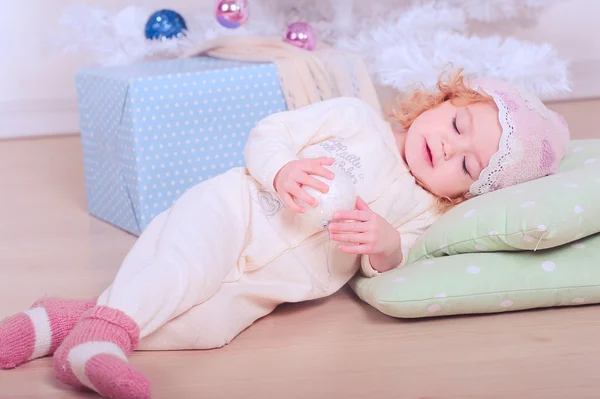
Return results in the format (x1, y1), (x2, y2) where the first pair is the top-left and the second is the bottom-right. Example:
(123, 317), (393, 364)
(297, 165), (356, 229)
(215, 0), (250, 29)
(145, 9), (188, 40)
(283, 22), (317, 51)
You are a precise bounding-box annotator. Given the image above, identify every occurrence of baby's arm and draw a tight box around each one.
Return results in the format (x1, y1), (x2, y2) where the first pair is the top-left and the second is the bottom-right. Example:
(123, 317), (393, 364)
(329, 197), (404, 275)
(359, 211), (436, 278)
(243, 97), (375, 192)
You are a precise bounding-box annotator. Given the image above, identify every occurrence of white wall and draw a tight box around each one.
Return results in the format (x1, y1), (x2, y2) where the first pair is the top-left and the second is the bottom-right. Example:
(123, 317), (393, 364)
(0, 0), (598, 139)
(0, 0), (201, 139)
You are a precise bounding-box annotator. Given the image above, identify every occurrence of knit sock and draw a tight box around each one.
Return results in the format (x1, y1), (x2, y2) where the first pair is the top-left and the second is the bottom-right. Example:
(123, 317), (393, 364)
(53, 306), (150, 399)
(0, 298), (95, 369)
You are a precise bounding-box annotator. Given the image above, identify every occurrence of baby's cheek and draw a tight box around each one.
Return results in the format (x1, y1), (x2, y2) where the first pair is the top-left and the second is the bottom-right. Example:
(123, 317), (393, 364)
(448, 170), (471, 196)
(429, 169), (453, 196)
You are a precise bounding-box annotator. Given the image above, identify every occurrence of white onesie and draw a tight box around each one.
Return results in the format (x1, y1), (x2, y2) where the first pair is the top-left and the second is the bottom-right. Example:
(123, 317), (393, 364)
(94, 97), (439, 351)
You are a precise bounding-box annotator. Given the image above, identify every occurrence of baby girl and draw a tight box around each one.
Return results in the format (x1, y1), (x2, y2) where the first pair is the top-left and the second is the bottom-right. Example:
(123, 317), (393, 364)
(0, 71), (569, 398)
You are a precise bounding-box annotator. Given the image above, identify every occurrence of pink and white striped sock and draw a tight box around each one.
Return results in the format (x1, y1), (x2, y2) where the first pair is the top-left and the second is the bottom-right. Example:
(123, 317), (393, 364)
(0, 298), (94, 369)
(53, 306), (150, 399)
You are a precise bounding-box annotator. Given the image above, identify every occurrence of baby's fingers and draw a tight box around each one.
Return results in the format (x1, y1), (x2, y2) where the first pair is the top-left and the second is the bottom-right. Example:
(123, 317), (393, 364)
(330, 232), (366, 244)
(314, 157), (335, 166)
(333, 210), (370, 222)
(328, 221), (368, 233)
(281, 192), (305, 214)
(312, 165), (336, 181)
(303, 159), (335, 180)
(298, 174), (329, 194)
(290, 185), (319, 208)
(338, 244), (370, 255)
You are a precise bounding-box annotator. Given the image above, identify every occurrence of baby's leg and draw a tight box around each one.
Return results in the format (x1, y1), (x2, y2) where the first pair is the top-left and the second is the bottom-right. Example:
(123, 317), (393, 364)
(139, 235), (356, 352)
(53, 172), (249, 398)
(0, 203), (167, 370)
(138, 242), (340, 352)
(138, 275), (281, 351)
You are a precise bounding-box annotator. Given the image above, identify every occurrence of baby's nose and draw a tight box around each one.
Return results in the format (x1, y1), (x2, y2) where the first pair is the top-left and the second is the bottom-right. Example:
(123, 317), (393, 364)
(443, 141), (453, 160)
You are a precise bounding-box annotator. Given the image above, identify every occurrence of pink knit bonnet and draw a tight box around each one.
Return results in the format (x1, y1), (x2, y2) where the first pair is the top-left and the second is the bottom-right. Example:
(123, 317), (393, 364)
(468, 78), (571, 196)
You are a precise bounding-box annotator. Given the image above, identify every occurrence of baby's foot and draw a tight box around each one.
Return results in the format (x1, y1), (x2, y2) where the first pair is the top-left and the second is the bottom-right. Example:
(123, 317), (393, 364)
(0, 297), (94, 369)
(53, 306), (150, 399)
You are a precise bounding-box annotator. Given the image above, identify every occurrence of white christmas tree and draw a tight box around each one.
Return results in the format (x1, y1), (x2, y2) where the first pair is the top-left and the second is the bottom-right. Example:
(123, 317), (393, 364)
(54, 0), (569, 97)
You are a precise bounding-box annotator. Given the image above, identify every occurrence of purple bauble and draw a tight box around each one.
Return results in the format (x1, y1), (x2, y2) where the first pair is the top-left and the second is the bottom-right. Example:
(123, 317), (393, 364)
(284, 22), (317, 51)
(215, 0), (249, 29)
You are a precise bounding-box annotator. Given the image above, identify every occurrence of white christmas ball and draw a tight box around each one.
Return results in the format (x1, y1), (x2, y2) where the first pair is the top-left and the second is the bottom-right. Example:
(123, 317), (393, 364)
(297, 165), (356, 229)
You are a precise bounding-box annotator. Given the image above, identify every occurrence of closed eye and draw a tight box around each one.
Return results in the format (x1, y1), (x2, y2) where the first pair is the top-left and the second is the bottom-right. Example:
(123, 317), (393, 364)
(454, 116), (470, 176)
(462, 158), (471, 177)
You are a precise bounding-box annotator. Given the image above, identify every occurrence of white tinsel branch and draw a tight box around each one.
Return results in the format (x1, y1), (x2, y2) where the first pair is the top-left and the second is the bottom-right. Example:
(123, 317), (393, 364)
(52, 3), (286, 66)
(376, 33), (570, 97)
(53, 5), (192, 66)
(335, 4), (467, 71)
(336, 2), (570, 97)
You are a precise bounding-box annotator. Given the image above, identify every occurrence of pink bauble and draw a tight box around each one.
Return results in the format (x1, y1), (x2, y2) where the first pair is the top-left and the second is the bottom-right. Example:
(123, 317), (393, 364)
(215, 0), (249, 29)
(284, 22), (317, 51)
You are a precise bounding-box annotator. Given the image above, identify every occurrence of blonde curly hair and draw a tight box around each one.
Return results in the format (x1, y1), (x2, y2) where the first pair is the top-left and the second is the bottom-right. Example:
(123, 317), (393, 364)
(387, 68), (494, 214)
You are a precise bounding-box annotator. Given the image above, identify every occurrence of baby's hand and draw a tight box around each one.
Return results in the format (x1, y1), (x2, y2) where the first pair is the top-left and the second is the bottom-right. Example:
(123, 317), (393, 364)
(274, 157), (335, 213)
(329, 197), (402, 270)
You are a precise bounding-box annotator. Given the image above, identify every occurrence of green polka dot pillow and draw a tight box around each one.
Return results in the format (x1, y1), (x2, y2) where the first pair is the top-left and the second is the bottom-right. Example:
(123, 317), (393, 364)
(407, 139), (600, 263)
(350, 233), (600, 318)
(350, 139), (600, 318)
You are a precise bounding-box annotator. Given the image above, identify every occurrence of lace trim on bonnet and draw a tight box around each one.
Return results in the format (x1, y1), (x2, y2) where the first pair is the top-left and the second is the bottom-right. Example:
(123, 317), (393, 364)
(468, 90), (513, 196)
(468, 84), (551, 196)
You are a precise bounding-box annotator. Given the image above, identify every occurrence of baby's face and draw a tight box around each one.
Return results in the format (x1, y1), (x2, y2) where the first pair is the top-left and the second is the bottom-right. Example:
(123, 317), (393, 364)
(404, 100), (502, 198)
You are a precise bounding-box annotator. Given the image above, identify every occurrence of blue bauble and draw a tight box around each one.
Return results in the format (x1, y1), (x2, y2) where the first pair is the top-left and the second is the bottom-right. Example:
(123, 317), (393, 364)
(145, 9), (188, 40)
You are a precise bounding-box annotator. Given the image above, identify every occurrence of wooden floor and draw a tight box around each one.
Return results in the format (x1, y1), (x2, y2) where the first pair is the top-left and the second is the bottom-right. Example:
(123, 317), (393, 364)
(2, 99), (600, 398)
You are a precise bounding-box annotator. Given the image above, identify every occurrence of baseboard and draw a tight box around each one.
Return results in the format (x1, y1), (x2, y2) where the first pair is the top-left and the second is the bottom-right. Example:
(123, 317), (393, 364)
(0, 99), (80, 140)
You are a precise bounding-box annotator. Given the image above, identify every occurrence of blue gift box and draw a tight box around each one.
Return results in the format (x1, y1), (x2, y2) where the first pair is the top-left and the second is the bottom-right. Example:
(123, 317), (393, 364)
(75, 57), (287, 235)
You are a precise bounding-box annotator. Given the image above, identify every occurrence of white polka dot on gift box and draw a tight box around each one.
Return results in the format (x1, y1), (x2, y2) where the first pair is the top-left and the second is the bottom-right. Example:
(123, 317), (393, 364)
(78, 59), (287, 234)
(135, 62), (287, 225)
(77, 74), (142, 235)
